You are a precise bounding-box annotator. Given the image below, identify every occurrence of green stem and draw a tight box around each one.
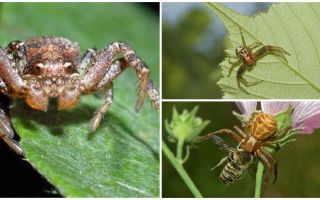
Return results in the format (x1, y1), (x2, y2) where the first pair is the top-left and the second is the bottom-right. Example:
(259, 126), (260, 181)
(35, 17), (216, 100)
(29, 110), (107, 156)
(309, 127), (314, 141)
(162, 141), (203, 198)
(176, 138), (184, 164)
(255, 161), (264, 198)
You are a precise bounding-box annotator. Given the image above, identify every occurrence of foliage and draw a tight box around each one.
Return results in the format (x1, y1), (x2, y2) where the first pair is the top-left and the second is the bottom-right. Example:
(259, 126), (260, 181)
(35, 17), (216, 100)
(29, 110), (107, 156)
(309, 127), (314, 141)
(207, 3), (320, 98)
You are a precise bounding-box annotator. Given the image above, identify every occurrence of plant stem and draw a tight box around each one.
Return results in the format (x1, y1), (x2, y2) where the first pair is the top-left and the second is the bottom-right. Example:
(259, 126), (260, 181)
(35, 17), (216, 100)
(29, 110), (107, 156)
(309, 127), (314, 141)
(255, 161), (264, 198)
(162, 141), (203, 198)
(176, 138), (184, 164)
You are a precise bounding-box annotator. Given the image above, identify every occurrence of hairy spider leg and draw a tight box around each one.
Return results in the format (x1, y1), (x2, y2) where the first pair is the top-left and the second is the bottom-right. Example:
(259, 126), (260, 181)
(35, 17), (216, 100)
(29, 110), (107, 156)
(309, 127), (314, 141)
(254, 45), (290, 63)
(90, 82), (113, 132)
(78, 48), (97, 76)
(88, 58), (159, 131)
(96, 58), (159, 110)
(7, 41), (27, 75)
(81, 42), (157, 112)
(0, 49), (24, 94)
(0, 108), (23, 155)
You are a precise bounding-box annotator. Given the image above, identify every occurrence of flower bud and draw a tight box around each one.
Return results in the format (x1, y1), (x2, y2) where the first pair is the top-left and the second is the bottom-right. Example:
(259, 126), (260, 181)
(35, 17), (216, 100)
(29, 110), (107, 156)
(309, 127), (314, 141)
(165, 106), (210, 143)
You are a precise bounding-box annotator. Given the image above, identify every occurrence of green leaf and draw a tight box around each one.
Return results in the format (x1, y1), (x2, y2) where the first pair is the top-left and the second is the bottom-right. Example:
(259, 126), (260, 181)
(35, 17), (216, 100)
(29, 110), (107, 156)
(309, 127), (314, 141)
(1, 3), (159, 197)
(206, 3), (320, 98)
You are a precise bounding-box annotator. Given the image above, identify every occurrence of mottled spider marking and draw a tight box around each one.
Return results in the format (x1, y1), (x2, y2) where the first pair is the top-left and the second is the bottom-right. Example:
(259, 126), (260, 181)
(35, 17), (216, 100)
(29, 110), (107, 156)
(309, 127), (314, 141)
(251, 112), (277, 140)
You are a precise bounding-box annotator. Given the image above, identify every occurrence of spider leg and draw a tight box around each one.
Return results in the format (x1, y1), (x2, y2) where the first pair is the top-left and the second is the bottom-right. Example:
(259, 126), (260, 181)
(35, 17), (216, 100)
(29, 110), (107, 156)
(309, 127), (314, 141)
(261, 148), (278, 184)
(254, 45), (290, 63)
(0, 49), (24, 93)
(96, 58), (159, 111)
(0, 108), (23, 155)
(196, 129), (242, 143)
(237, 64), (263, 87)
(81, 42), (159, 112)
(6, 41), (27, 75)
(228, 59), (242, 77)
(256, 149), (273, 194)
(239, 28), (247, 47)
(89, 82), (113, 132)
(248, 42), (262, 49)
(87, 58), (159, 132)
(233, 125), (247, 138)
(78, 48), (97, 76)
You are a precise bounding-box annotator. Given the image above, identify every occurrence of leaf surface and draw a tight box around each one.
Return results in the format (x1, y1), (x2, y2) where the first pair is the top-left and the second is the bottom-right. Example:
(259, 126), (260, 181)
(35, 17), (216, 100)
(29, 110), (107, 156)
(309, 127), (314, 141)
(206, 3), (320, 98)
(1, 3), (159, 197)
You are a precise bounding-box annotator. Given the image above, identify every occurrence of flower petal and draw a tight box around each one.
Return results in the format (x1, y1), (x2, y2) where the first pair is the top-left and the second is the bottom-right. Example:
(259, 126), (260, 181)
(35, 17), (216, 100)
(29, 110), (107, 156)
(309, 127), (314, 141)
(235, 101), (257, 116)
(261, 101), (293, 115)
(291, 102), (320, 134)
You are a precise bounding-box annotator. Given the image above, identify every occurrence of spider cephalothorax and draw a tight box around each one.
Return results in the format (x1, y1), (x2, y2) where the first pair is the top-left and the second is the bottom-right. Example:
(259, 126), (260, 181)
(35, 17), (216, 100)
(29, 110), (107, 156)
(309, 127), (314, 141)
(228, 28), (290, 90)
(198, 111), (286, 189)
(0, 36), (159, 155)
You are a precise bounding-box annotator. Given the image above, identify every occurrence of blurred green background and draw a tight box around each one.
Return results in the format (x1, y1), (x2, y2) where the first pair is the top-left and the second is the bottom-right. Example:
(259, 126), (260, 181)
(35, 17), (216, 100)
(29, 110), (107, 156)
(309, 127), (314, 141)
(162, 102), (320, 197)
(162, 3), (271, 99)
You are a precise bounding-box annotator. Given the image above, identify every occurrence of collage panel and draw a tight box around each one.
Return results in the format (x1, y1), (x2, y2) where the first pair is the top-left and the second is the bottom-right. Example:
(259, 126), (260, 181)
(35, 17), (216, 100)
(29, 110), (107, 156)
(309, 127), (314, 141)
(162, 2), (320, 99)
(162, 101), (320, 197)
(0, 2), (160, 198)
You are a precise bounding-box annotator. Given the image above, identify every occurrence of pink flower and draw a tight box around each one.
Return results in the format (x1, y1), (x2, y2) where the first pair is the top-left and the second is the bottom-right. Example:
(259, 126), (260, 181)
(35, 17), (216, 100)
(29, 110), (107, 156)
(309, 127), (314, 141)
(235, 101), (320, 134)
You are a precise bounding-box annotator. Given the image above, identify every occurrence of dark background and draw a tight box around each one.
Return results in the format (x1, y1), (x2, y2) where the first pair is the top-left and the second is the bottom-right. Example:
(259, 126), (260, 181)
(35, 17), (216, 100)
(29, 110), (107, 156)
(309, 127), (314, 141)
(162, 102), (320, 197)
(0, 2), (159, 197)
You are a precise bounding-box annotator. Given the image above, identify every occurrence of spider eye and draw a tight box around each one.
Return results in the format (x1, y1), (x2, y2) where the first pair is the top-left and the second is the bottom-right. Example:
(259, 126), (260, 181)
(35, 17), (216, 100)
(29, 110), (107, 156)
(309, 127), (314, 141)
(64, 62), (74, 72)
(35, 63), (44, 70)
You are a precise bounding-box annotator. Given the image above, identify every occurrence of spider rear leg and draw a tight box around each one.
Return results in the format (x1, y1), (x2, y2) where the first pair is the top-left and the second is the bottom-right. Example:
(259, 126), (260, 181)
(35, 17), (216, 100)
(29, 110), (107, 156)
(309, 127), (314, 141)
(256, 149), (278, 194)
(90, 82), (113, 132)
(0, 108), (23, 155)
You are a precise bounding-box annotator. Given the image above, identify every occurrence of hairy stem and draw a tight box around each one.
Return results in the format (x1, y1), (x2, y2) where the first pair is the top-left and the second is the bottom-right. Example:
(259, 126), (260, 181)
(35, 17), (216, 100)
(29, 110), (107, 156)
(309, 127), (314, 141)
(255, 161), (264, 198)
(162, 141), (203, 198)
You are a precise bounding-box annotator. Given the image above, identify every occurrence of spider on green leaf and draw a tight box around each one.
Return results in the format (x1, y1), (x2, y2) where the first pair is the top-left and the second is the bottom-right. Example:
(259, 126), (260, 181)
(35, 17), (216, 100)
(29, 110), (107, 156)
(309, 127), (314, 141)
(228, 28), (290, 90)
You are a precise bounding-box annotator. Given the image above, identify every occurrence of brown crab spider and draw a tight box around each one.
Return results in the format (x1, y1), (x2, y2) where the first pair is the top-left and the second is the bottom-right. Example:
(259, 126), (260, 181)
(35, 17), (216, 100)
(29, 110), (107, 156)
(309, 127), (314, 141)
(0, 36), (159, 155)
(228, 28), (290, 90)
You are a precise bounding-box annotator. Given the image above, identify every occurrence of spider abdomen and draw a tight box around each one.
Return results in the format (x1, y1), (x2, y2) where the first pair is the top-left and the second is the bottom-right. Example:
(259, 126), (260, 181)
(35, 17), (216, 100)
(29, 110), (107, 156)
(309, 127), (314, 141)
(251, 112), (277, 140)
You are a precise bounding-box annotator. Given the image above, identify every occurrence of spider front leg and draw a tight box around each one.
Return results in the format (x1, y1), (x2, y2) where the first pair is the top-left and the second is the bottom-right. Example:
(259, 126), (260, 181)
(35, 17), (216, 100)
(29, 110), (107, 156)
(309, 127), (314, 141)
(196, 129), (243, 143)
(254, 45), (290, 63)
(7, 40), (27, 74)
(0, 108), (23, 155)
(81, 42), (159, 112)
(0, 49), (24, 93)
(90, 82), (113, 132)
